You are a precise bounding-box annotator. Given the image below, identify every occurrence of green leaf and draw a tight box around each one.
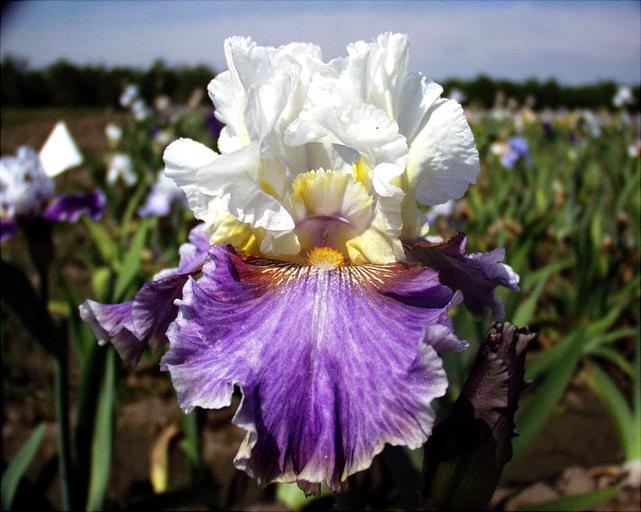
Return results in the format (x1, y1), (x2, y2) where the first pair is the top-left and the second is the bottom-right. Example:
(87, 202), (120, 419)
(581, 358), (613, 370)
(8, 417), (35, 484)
(86, 348), (116, 511)
(521, 257), (574, 290)
(120, 180), (148, 246)
(82, 217), (119, 270)
(582, 328), (637, 354)
(526, 331), (580, 380)
(113, 218), (150, 301)
(633, 329), (641, 460)
(518, 487), (620, 511)
(57, 266), (95, 366)
(91, 266), (112, 303)
(512, 277), (547, 326)
(1, 424), (46, 511)
(512, 338), (582, 462)
(590, 348), (634, 377)
(585, 363), (635, 460)
(276, 483), (316, 511)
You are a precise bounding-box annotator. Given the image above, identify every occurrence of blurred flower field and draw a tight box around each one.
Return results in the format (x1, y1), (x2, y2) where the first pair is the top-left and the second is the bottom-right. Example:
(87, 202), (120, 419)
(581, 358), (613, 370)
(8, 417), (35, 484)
(1, 82), (639, 511)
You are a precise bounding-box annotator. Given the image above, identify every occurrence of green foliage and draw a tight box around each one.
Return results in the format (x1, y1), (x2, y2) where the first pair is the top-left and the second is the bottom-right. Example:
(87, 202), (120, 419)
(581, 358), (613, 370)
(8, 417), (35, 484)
(1, 424), (46, 511)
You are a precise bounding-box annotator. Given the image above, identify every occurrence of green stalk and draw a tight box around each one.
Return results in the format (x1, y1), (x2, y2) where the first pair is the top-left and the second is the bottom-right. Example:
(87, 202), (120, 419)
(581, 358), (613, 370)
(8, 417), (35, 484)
(181, 410), (205, 480)
(55, 338), (75, 510)
(27, 227), (75, 510)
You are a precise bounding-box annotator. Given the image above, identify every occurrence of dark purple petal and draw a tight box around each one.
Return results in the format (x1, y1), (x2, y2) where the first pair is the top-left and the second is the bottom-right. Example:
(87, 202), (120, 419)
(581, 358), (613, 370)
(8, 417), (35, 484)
(42, 189), (106, 223)
(162, 246), (465, 492)
(1, 219), (17, 243)
(406, 233), (519, 319)
(423, 322), (534, 510)
(80, 224), (210, 365)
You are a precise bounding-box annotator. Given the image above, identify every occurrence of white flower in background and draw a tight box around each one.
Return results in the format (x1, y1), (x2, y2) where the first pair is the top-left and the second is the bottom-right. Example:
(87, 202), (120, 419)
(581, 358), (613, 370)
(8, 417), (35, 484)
(1, 122), (83, 218)
(39, 121), (83, 177)
(628, 138), (641, 159)
(613, 85), (633, 108)
(164, 33), (479, 264)
(105, 123), (123, 146)
(106, 153), (136, 186)
(0, 147), (54, 218)
(132, 99), (150, 121)
(154, 95), (171, 112)
(120, 84), (139, 108)
(581, 110), (602, 138)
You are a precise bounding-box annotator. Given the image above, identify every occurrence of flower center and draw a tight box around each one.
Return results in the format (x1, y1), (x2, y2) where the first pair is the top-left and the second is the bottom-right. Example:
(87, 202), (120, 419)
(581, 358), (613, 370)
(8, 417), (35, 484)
(306, 246), (345, 270)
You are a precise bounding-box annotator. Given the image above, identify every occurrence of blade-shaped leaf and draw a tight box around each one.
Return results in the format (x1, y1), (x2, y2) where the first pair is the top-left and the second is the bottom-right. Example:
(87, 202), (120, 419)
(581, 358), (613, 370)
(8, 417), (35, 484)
(1, 424), (46, 511)
(86, 348), (116, 511)
(113, 218), (150, 301)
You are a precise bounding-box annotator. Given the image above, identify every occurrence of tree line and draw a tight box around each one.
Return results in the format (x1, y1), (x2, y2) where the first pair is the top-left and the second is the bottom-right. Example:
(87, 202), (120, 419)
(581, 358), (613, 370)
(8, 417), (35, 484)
(1, 56), (639, 110)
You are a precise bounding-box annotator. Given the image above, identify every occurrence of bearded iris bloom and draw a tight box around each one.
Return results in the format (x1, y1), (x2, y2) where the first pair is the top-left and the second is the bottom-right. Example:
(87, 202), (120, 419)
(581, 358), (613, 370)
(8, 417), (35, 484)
(80, 33), (518, 493)
(0, 122), (104, 242)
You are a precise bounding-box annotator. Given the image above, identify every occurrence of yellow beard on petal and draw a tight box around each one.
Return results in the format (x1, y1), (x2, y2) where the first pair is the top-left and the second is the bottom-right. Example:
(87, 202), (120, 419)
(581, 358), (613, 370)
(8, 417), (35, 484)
(306, 246), (345, 270)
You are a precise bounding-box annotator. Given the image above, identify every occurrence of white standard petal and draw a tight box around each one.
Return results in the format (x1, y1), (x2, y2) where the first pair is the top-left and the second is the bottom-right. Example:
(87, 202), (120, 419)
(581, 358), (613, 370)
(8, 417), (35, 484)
(208, 36), (318, 154)
(285, 102), (408, 170)
(163, 138), (219, 187)
(406, 98), (479, 206)
(396, 74), (443, 143)
(39, 121), (83, 177)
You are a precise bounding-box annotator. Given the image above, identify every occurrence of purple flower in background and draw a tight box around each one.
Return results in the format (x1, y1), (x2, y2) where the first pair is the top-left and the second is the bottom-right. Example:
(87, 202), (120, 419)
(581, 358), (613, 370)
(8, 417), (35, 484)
(492, 136), (531, 169)
(42, 189), (106, 223)
(81, 34), (518, 494)
(138, 172), (186, 217)
(0, 123), (104, 243)
(501, 136), (530, 169)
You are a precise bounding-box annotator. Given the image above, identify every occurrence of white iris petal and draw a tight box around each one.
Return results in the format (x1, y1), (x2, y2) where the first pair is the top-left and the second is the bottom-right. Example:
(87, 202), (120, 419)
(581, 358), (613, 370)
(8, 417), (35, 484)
(163, 33), (479, 264)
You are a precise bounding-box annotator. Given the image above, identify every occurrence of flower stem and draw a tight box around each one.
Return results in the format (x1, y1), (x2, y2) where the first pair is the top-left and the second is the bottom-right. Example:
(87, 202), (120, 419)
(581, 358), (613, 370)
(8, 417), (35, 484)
(55, 330), (75, 510)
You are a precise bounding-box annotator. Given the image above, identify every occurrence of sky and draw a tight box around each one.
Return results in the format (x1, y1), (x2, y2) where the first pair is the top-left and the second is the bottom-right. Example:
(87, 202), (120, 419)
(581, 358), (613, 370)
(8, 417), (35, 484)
(1, 1), (640, 85)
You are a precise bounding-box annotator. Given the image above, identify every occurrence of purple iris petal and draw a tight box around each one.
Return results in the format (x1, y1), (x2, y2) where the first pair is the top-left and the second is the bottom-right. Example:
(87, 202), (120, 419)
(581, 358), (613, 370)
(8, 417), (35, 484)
(406, 233), (519, 319)
(79, 224), (209, 365)
(1, 218), (18, 243)
(42, 189), (106, 223)
(161, 245), (465, 492)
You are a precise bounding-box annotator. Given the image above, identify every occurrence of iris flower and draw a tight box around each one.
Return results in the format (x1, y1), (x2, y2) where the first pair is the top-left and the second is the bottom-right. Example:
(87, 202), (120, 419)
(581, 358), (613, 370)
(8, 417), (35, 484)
(81, 33), (518, 493)
(1, 122), (104, 242)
